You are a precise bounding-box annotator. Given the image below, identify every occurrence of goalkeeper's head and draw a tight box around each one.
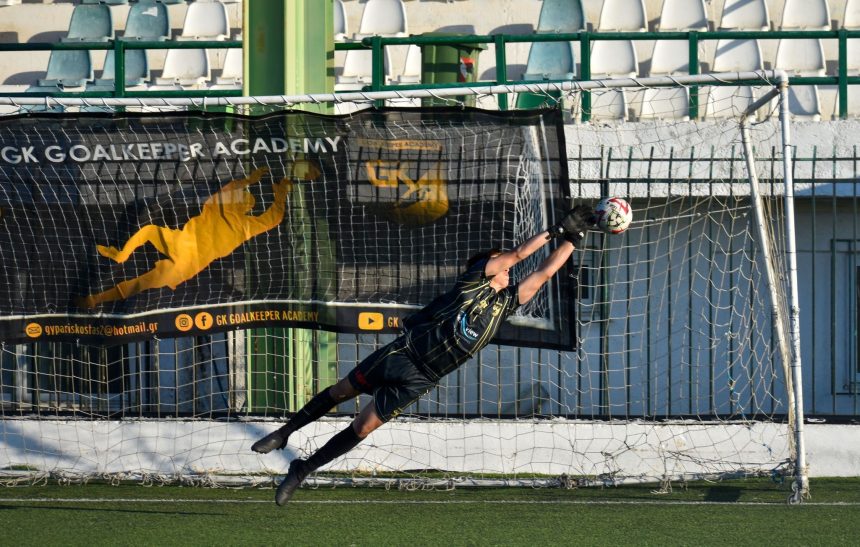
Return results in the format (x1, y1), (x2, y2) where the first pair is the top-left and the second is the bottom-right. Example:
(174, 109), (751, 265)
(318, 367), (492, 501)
(466, 249), (510, 290)
(466, 248), (501, 270)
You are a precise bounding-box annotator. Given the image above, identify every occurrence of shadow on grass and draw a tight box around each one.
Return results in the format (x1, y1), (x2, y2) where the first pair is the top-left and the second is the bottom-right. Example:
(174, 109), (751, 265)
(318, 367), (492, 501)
(703, 486), (743, 502)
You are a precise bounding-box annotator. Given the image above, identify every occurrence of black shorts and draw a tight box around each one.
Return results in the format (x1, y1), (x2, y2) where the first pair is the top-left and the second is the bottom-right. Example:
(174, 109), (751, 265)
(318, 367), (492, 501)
(346, 337), (435, 422)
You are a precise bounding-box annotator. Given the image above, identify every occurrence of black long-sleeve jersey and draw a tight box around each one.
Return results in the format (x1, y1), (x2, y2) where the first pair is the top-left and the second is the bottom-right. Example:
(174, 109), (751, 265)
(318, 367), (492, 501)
(402, 258), (520, 381)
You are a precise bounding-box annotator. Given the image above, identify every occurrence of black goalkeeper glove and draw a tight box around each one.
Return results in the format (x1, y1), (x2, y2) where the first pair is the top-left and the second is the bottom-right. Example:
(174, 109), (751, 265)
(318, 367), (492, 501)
(547, 205), (596, 245)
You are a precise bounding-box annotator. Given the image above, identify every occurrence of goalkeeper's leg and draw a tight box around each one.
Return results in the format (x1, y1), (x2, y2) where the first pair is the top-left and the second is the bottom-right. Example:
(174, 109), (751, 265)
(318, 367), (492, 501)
(275, 402), (382, 506)
(251, 379), (357, 454)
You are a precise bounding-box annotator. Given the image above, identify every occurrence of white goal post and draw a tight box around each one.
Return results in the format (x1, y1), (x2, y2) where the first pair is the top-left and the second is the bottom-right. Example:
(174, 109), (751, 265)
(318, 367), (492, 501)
(0, 71), (808, 502)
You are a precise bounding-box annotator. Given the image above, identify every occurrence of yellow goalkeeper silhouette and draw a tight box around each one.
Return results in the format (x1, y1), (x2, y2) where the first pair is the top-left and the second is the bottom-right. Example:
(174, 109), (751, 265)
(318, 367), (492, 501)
(78, 163), (317, 309)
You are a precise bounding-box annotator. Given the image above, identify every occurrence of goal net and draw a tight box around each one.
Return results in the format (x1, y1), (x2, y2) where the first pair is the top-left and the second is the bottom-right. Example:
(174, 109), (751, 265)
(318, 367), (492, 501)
(0, 72), (807, 499)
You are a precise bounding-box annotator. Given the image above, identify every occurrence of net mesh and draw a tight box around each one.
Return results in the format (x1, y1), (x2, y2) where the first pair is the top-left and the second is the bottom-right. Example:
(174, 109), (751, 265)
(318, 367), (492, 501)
(0, 77), (802, 488)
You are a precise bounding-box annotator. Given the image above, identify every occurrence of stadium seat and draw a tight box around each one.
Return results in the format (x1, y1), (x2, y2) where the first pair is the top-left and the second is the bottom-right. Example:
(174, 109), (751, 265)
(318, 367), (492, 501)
(395, 44), (421, 84)
(522, 41), (575, 81)
(0, 0), (22, 6)
(38, 3), (113, 89)
(125, 0), (171, 40)
(651, 0), (706, 75)
(718, 0), (769, 30)
(846, 0), (860, 29)
(639, 87), (690, 120)
(356, 0), (408, 37)
(591, 41), (637, 78)
(91, 0), (171, 90)
(82, 0), (129, 5)
(705, 85), (754, 118)
(588, 89), (628, 121)
(151, 48), (210, 88)
(211, 46), (242, 88)
(180, 0), (230, 41)
(775, 34), (825, 121)
(535, 0), (586, 33)
(708, 37), (761, 119)
(338, 0), (407, 87)
(514, 0), (581, 108)
(63, 3), (114, 42)
(92, 46), (149, 89)
(515, 41), (575, 109)
(775, 39), (826, 76)
(656, 0), (708, 31)
(712, 38), (762, 72)
(336, 47), (391, 87)
(785, 85), (822, 121)
(334, 0), (348, 42)
(650, 41), (694, 75)
(594, 0), (646, 31)
(591, 0), (645, 79)
(781, 0), (829, 30)
(37, 52), (94, 88)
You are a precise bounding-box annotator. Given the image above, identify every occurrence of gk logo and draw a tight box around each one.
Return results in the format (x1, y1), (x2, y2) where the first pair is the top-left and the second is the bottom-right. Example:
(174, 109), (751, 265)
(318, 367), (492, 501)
(364, 160), (449, 225)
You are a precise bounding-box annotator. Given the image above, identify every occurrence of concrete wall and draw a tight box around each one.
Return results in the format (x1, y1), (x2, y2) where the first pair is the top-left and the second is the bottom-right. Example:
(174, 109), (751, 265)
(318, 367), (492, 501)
(0, 418), (854, 480)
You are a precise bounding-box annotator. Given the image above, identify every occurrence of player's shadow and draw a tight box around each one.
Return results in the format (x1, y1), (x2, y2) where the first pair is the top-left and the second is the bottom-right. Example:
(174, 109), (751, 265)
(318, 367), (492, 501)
(703, 485), (743, 502)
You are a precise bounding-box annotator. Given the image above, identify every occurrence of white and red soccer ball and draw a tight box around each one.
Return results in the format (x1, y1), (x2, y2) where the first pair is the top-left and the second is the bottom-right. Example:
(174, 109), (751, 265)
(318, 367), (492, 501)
(594, 197), (633, 234)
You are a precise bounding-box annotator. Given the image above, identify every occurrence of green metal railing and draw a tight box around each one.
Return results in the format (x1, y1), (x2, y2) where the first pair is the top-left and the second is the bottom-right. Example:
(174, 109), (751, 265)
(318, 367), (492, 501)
(2, 29), (860, 115)
(335, 29), (860, 120)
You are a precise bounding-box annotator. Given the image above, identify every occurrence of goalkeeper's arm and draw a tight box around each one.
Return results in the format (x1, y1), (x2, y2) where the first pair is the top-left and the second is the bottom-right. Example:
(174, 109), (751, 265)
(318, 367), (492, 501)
(516, 240), (576, 305)
(485, 205), (594, 277)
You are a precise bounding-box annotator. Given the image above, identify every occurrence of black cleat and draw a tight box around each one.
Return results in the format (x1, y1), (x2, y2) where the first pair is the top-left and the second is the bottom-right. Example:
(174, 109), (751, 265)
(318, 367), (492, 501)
(275, 459), (310, 506)
(251, 426), (290, 454)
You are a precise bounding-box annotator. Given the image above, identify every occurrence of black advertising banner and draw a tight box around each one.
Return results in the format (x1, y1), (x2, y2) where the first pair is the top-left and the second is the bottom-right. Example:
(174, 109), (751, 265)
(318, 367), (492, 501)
(0, 108), (571, 348)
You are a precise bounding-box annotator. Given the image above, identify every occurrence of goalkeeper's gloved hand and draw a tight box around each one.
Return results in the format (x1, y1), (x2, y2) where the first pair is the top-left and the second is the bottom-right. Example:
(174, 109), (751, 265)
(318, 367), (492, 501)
(548, 205), (595, 245)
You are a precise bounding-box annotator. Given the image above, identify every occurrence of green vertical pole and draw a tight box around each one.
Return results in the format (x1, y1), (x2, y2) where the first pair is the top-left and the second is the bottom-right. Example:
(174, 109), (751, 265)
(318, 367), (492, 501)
(688, 31), (699, 119)
(245, 1), (337, 413)
(839, 28), (848, 120)
(494, 35), (508, 111)
(245, 1), (285, 97)
(580, 32), (591, 122)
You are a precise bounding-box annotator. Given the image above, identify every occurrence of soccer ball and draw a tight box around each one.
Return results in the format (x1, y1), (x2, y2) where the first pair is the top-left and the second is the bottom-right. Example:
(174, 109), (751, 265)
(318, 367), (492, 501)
(594, 197), (633, 234)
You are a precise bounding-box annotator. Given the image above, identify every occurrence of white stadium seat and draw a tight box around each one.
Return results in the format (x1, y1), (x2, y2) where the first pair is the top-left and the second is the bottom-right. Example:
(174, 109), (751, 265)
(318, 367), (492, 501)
(334, 0), (348, 42)
(719, 0), (769, 30)
(650, 0), (707, 81)
(712, 38), (762, 72)
(639, 87), (690, 121)
(706, 85), (755, 119)
(591, 0), (645, 79)
(589, 89), (628, 121)
(152, 47), (210, 88)
(356, 0), (408, 37)
(657, 0), (708, 32)
(785, 85), (822, 121)
(775, 39), (826, 76)
(180, 1), (230, 41)
(594, 0), (646, 31)
(338, 0), (406, 87)
(781, 0), (830, 30)
(846, 0), (860, 29)
(211, 46), (242, 88)
(396, 44), (422, 84)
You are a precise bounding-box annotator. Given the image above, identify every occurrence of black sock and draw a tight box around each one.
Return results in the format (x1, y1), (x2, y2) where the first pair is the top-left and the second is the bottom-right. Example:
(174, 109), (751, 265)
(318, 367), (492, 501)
(305, 425), (364, 472)
(282, 387), (337, 435)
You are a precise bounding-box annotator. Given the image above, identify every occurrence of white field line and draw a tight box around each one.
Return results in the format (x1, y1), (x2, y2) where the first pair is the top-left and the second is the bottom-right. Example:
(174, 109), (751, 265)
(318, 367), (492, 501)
(0, 498), (857, 506)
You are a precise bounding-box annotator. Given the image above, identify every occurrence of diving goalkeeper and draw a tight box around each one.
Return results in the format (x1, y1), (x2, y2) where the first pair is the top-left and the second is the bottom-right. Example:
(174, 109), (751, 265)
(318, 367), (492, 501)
(251, 205), (595, 506)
